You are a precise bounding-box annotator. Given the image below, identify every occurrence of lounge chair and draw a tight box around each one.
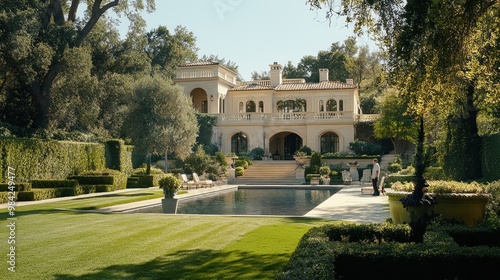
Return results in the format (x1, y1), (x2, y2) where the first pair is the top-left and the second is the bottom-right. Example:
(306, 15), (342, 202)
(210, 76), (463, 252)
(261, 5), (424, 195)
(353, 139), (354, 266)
(180, 174), (196, 190)
(341, 170), (352, 184)
(361, 176), (385, 195)
(192, 173), (213, 188)
(359, 169), (371, 187)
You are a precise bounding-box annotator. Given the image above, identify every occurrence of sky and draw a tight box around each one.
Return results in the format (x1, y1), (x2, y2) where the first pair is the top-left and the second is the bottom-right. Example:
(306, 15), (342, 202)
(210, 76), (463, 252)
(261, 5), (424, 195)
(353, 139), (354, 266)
(114, 0), (378, 81)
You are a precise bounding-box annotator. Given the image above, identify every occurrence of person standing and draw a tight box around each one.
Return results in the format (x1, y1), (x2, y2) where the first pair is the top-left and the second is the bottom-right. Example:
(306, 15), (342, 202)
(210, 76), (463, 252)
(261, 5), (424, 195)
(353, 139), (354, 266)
(371, 158), (380, 196)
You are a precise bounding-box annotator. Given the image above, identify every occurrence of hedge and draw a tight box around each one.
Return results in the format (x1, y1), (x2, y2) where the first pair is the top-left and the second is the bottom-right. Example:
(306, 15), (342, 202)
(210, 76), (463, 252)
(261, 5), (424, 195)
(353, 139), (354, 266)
(0, 138), (106, 182)
(482, 133), (500, 181)
(31, 179), (79, 189)
(105, 139), (133, 175)
(0, 183), (31, 192)
(277, 223), (500, 280)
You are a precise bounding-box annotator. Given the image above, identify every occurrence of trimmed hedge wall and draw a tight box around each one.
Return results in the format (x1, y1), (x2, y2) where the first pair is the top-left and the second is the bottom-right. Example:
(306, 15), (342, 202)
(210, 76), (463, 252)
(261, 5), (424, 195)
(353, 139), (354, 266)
(0, 183), (31, 192)
(31, 179), (79, 189)
(482, 133), (500, 181)
(105, 139), (133, 175)
(0, 138), (106, 182)
(0, 138), (134, 184)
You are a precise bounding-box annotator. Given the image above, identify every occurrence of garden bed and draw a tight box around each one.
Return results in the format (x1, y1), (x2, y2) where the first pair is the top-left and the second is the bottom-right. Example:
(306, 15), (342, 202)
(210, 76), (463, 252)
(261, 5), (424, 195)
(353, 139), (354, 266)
(277, 223), (500, 279)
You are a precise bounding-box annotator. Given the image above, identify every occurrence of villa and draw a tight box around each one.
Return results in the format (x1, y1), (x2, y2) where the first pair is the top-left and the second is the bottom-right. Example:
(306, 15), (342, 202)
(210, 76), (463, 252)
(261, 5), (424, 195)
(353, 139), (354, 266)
(174, 61), (376, 159)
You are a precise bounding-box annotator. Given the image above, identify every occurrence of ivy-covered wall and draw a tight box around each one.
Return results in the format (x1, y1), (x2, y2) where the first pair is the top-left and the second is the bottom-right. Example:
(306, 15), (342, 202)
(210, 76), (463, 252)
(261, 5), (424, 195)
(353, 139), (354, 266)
(482, 133), (500, 181)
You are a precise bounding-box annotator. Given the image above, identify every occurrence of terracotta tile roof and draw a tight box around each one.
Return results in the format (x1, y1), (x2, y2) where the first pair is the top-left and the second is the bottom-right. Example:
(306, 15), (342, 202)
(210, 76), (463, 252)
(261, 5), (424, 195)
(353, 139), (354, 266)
(229, 81), (356, 91)
(230, 83), (275, 91)
(181, 61), (219, 67)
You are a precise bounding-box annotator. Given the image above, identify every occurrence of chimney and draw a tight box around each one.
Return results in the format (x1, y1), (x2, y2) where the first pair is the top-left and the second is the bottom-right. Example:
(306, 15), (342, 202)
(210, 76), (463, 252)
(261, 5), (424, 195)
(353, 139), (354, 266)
(269, 62), (283, 86)
(346, 79), (354, 85)
(319, 68), (329, 82)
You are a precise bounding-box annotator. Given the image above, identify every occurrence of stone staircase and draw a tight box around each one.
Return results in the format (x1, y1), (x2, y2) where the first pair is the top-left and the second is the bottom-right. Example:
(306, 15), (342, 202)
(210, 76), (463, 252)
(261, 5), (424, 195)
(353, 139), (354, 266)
(380, 153), (397, 170)
(231, 160), (304, 185)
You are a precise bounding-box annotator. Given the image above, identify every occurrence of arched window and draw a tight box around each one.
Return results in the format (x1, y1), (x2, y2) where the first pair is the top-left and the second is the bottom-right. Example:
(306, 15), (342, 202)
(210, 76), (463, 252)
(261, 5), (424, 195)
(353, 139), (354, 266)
(201, 101), (208, 113)
(239, 102), (244, 113)
(319, 100), (324, 112)
(284, 100), (295, 113)
(320, 132), (339, 154)
(339, 99), (344, 111)
(259, 101), (264, 113)
(231, 132), (248, 154)
(246, 101), (256, 112)
(326, 99), (337, 111)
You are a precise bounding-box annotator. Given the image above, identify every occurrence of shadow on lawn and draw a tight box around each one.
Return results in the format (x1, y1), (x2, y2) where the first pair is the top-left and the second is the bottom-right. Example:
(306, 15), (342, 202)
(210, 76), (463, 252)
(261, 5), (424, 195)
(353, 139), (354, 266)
(53, 249), (290, 280)
(72, 192), (159, 200)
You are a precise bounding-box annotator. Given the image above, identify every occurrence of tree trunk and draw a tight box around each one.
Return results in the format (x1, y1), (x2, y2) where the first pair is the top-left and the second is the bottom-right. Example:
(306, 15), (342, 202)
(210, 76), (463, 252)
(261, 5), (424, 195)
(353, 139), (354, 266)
(464, 81), (482, 179)
(29, 0), (120, 129)
(30, 84), (51, 129)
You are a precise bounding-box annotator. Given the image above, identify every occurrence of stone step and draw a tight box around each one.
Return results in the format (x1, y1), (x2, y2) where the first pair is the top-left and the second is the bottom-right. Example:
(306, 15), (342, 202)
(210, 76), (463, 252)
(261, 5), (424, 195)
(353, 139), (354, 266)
(237, 161), (299, 182)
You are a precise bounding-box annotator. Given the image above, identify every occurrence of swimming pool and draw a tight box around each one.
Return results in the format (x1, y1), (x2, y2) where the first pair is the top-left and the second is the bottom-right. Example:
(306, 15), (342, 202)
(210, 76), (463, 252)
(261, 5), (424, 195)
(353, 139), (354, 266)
(130, 187), (341, 216)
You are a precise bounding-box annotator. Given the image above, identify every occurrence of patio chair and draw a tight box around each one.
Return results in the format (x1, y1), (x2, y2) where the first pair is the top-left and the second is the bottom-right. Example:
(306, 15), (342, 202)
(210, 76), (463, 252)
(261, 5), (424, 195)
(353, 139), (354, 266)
(192, 173), (213, 188)
(179, 174), (196, 190)
(341, 170), (352, 184)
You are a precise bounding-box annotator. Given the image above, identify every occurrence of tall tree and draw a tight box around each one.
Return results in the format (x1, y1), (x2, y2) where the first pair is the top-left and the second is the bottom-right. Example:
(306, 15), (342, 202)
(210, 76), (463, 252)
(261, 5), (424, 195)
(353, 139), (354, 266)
(0, 0), (155, 129)
(146, 25), (198, 78)
(123, 75), (199, 162)
(374, 88), (418, 155)
(308, 0), (499, 180)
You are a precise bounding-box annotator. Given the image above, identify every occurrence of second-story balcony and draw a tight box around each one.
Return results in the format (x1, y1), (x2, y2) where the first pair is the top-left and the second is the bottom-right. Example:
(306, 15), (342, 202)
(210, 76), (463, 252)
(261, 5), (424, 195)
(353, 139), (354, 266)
(210, 112), (380, 125)
(212, 111), (360, 125)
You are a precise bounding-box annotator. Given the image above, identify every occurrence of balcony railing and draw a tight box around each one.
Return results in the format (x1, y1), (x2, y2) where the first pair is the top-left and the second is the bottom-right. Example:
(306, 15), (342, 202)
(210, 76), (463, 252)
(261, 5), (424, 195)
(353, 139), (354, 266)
(216, 112), (355, 124)
(176, 70), (236, 84)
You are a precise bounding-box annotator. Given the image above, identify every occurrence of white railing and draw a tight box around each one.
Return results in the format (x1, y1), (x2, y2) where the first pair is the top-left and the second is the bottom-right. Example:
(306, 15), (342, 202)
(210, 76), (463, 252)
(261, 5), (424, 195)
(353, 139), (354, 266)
(314, 112), (344, 119)
(357, 114), (381, 122)
(177, 70), (216, 79)
(270, 112), (307, 120)
(236, 78), (305, 86)
(237, 80), (271, 86)
(176, 70), (236, 84)
(216, 112), (355, 124)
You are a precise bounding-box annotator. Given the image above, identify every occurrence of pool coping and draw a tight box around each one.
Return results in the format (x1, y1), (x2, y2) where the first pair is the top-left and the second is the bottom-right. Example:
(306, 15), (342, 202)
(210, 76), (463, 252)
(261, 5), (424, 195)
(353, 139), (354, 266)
(98, 184), (391, 223)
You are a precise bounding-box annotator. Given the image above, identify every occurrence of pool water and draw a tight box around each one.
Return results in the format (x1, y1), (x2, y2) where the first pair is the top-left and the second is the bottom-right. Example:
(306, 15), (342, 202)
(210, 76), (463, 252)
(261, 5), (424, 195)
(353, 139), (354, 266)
(132, 187), (340, 216)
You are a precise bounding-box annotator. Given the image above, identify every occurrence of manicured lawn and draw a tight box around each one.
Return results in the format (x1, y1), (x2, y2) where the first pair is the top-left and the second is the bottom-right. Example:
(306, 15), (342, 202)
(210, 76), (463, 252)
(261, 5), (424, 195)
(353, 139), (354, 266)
(0, 191), (336, 279)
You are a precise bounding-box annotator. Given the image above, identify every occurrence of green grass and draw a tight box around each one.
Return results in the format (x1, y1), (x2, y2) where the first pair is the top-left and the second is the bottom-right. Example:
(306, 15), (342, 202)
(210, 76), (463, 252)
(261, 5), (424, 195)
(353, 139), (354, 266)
(0, 191), (335, 279)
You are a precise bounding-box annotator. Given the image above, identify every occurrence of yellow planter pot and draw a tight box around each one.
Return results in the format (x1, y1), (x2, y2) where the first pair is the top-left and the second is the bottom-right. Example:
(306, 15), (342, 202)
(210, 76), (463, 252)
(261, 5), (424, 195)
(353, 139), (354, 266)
(387, 192), (411, 224)
(433, 194), (490, 226)
(387, 191), (490, 226)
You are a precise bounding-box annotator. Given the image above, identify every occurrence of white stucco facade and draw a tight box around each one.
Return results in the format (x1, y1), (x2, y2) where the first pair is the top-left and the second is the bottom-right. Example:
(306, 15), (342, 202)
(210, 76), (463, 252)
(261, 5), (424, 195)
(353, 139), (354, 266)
(173, 62), (364, 159)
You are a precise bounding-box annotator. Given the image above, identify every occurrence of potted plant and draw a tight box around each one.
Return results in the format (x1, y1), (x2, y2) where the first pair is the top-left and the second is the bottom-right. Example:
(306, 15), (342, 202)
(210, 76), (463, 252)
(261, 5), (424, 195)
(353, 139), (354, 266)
(293, 151), (309, 168)
(387, 180), (490, 226)
(159, 174), (182, 214)
(319, 165), (331, 185)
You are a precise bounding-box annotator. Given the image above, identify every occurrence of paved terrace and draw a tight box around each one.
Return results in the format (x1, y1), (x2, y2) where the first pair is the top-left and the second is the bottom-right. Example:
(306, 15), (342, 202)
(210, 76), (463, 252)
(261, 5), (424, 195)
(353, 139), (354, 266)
(2, 183), (391, 223)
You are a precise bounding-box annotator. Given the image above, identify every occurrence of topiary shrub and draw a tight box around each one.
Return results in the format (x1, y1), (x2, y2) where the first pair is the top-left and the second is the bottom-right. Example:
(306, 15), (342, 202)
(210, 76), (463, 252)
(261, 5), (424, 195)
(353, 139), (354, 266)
(158, 174), (182, 198)
(234, 159), (248, 169)
(235, 166), (244, 177)
(249, 147), (264, 160)
(297, 145), (313, 155)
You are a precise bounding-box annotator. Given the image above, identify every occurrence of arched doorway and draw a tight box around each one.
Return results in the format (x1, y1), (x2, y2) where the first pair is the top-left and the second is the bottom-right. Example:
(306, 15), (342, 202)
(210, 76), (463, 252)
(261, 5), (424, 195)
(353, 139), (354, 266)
(190, 88), (208, 113)
(269, 132), (302, 160)
(231, 132), (248, 155)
